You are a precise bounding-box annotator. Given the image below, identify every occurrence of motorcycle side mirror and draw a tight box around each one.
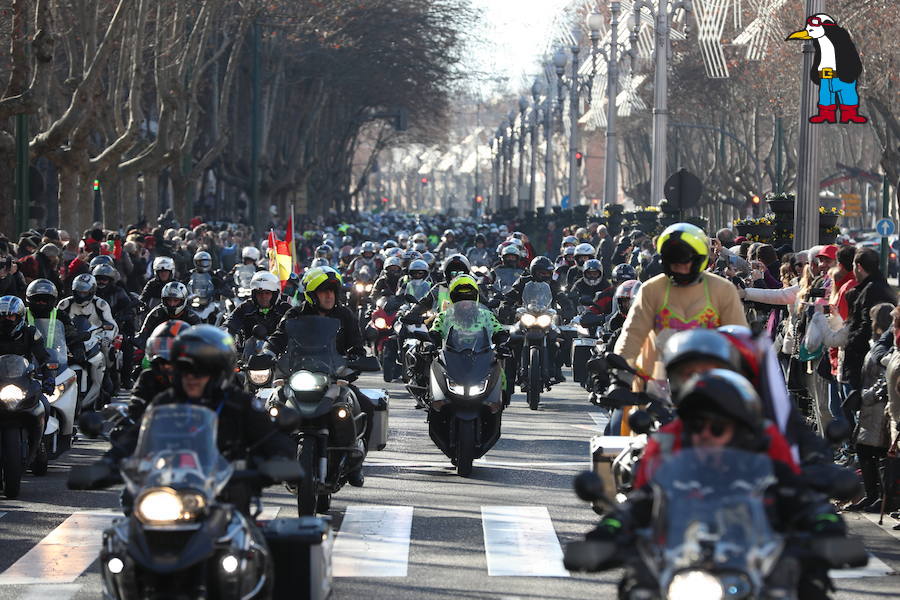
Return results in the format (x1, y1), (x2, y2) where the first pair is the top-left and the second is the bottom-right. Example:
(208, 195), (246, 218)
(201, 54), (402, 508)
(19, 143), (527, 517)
(251, 324), (268, 340)
(258, 459), (305, 484)
(563, 540), (617, 573)
(811, 536), (869, 569)
(825, 419), (851, 445)
(348, 355), (381, 373)
(78, 411), (105, 439)
(628, 410), (654, 436)
(605, 353), (632, 372)
(573, 470), (606, 503)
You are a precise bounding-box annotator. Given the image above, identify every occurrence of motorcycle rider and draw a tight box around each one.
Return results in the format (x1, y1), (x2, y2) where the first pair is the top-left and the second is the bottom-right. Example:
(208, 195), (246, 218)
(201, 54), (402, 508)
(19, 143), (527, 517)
(182, 250), (231, 300)
(434, 229), (460, 259)
(554, 246), (577, 282)
(465, 234), (492, 268)
(224, 271), (291, 350)
(566, 242), (597, 290)
(0, 296), (55, 420)
(57, 274), (118, 408)
(239, 246), (262, 270)
(24, 279), (87, 366)
(599, 280), (641, 340)
(105, 325), (296, 515)
(139, 256), (176, 309)
(430, 275), (505, 342)
(93, 263), (137, 386)
(128, 319), (191, 417)
(136, 281), (201, 350)
(568, 259), (609, 311)
(586, 369), (844, 599)
(372, 256), (404, 301)
(590, 263), (637, 317)
(346, 241), (382, 278)
(395, 258), (432, 292)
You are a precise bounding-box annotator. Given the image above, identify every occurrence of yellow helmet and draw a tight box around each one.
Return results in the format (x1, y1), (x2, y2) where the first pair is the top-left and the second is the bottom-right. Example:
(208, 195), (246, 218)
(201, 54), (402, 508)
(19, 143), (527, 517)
(656, 223), (709, 286)
(448, 274), (479, 303)
(301, 266), (343, 306)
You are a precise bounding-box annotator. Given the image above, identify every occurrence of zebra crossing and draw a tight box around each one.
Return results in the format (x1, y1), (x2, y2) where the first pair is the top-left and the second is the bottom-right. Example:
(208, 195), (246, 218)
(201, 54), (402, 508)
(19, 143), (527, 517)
(0, 501), (892, 597)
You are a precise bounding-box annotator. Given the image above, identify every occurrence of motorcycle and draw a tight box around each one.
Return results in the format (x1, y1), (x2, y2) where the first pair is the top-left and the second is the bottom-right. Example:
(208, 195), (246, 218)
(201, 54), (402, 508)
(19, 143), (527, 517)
(68, 404), (333, 600)
(396, 280), (434, 404)
(29, 315), (79, 469)
(366, 295), (404, 383)
(189, 275), (221, 326)
(266, 317), (386, 515)
(426, 301), (505, 476)
(565, 449), (869, 599)
(71, 314), (114, 413)
(514, 281), (557, 410)
(226, 265), (256, 314)
(240, 324), (276, 400)
(351, 264), (376, 330)
(0, 355), (47, 498)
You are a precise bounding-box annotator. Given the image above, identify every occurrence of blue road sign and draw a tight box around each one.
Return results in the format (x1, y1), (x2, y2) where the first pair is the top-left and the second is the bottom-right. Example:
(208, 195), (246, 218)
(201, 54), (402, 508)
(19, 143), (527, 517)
(876, 218), (895, 237)
(561, 195), (570, 210)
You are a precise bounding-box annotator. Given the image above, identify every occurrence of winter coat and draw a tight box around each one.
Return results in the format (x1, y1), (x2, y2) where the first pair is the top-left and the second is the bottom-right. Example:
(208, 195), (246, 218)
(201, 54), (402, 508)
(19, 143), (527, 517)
(843, 275), (897, 388)
(855, 331), (892, 448)
(884, 347), (900, 448)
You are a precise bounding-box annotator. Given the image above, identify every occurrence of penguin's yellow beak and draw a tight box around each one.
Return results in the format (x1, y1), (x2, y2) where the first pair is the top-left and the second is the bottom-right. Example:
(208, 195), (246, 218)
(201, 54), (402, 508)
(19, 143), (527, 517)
(786, 29), (812, 40)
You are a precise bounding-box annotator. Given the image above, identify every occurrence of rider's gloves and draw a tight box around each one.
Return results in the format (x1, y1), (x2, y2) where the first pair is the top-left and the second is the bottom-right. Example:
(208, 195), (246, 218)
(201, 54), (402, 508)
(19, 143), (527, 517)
(810, 513), (846, 536)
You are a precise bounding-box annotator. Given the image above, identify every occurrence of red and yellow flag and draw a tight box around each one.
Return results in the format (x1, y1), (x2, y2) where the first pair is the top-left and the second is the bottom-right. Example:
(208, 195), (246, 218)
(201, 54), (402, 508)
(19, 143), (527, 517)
(267, 229), (293, 289)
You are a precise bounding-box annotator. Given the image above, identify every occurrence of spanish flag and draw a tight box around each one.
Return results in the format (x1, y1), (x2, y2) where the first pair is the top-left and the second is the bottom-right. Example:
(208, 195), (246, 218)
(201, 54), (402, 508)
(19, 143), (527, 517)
(267, 229), (293, 289)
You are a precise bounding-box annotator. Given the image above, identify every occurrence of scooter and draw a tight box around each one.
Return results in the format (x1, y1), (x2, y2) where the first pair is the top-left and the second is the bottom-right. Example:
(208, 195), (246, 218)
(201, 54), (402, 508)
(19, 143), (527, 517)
(0, 355), (47, 498)
(426, 301), (505, 476)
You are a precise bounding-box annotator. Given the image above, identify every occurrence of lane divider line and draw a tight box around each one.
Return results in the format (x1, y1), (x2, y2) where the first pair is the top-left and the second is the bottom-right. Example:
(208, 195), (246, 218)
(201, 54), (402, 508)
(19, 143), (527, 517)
(333, 505), (413, 577)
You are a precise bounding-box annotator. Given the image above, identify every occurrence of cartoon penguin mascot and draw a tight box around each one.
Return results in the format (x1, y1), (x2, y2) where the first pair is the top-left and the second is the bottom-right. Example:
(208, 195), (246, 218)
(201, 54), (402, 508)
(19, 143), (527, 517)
(787, 14), (867, 124)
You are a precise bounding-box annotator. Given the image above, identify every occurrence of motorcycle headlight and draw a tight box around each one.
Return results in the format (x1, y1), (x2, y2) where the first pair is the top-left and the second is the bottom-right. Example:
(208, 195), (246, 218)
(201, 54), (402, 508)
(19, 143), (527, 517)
(355, 283), (365, 292)
(135, 487), (206, 525)
(446, 380), (467, 395)
(667, 570), (724, 600)
(249, 369), (271, 385)
(536, 314), (553, 328)
(365, 284), (373, 292)
(0, 384), (26, 405)
(289, 370), (329, 392)
(520, 313), (536, 327)
(374, 317), (388, 329)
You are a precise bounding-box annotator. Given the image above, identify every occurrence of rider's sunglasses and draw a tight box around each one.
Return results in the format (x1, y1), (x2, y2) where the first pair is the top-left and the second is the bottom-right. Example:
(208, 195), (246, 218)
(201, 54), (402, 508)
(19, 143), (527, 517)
(686, 416), (731, 437)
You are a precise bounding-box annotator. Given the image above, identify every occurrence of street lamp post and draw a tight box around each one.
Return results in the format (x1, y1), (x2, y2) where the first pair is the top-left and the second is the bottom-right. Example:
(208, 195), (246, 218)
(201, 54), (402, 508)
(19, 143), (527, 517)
(517, 97), (528, 218)
(529, 81), (543, 214)
(632, 0), (692, 206)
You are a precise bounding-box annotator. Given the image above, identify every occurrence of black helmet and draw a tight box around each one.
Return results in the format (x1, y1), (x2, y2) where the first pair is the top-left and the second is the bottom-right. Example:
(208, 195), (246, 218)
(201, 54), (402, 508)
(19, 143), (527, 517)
(582, 259), (603, 285)
(474, 233), (486, 245)
(442, 253), (470, 282)
(677, 369), (764, 439)
(171, 325), (237, 397)
(610, 263), (637, 284)
(529, 256), (554, 282)
(25, 278), (59, 305)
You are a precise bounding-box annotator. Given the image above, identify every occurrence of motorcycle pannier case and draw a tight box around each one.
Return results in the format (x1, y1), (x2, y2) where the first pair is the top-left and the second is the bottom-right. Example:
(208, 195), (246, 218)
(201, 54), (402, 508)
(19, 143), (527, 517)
(359, 388), (390, 451)
(571, 338), (595, 384)
(263, 517), (333, 600)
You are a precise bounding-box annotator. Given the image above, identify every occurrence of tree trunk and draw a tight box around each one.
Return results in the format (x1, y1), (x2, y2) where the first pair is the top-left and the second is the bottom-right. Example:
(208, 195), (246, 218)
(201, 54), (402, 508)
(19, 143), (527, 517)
(142, 172), (158, 226)
(120, 174), (138, 228)
(101, 169), (120, 230)
(58, 166), (81, 237)
(171, 172), (190, 225)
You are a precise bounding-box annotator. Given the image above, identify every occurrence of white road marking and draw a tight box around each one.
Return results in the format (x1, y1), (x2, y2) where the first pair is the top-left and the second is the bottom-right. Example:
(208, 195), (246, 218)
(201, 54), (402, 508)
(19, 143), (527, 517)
(0, 511), (117, 585)
(588, 412), (609, 431)
(830, 554), (893, 578)
(481, 506), (569, 577)
(333, 505), (413, 577)
(19, 584), (82, 600)
(0, 512), (6, 520)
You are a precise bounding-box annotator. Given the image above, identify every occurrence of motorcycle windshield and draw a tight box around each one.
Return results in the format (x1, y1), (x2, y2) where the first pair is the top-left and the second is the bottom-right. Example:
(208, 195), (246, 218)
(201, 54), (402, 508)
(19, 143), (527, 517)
(648, 448), (781, 575)
(357, 265), (375, 283)
(281, 316), (345, 375)
(122, 404), (232, 496)
(190, 279), (214, 300)
(494, 268), (519, 293)
(234, 266), (255, 288)
(405, 280), (431, 302)
(0, 354), (30, 379)
(522, 281), (552, 311)
(32, 318), (68, 371)
(442, 301), (493, 386)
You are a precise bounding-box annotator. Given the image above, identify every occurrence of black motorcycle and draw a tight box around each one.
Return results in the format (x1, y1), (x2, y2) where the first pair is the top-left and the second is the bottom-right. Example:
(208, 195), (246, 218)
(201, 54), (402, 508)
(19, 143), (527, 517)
(0, 355), (47, 498)
(267, 317), (385, 515)
(513, 281), (556, 410)
(427, 301), (505, 476)
(68, 404), (329, 600)
(566, 449), (869, 599)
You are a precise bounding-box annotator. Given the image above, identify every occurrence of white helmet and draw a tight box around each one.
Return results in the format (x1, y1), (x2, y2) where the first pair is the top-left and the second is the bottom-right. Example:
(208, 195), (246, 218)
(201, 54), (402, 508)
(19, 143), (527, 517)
(152, 256), (176, 273)
(242, 247), (261, 262)
(574, 243), (595, 258)
(160, 281), (189, 317)
(250, 271), (280, 293)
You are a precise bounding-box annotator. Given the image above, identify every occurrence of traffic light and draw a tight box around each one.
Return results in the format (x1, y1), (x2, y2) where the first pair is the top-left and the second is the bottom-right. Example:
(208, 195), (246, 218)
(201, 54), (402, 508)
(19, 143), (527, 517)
(420, 177), (428, 185)
(575, 151), (584, 168)
(475, 195), (483, 204)
(751, 194), (760, 205)
(93, 179), (101, 192)
(381, 197), (389, 204)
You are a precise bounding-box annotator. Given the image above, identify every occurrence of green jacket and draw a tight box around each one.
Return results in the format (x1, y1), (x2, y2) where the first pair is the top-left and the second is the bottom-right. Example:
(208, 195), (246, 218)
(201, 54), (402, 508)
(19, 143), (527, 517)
(430, 305), (504, 340)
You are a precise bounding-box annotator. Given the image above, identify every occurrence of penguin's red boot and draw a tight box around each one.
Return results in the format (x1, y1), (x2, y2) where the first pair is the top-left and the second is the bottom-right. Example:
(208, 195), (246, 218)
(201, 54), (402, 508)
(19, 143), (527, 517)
(839, 105), (868, 124)
(809, 104), (837, 124)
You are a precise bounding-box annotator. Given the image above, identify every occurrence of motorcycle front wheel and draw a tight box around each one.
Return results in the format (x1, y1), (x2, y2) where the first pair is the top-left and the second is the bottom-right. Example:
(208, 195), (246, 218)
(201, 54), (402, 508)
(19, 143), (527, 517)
(297, 442), (319, 516)
(527, 347), (541, 411)
(1, 428), (25, 498)
(456, 420), (475, 477)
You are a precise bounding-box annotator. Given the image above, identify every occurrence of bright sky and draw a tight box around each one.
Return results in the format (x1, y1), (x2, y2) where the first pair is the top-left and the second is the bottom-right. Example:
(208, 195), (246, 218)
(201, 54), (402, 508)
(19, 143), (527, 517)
(465, 0), (571, 94)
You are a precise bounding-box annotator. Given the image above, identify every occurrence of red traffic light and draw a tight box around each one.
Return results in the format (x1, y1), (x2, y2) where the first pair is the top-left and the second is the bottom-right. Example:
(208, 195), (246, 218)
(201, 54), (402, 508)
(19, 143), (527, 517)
(420, 177), (428, 184)
(575, 151), (583, 160)
(475, 195), (483, 204)
(381, 197), (389, 204)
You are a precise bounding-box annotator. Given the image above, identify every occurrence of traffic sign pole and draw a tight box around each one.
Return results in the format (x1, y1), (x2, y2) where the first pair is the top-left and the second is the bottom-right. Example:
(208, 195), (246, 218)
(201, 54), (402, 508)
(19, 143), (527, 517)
(881, 174), (891, 275)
